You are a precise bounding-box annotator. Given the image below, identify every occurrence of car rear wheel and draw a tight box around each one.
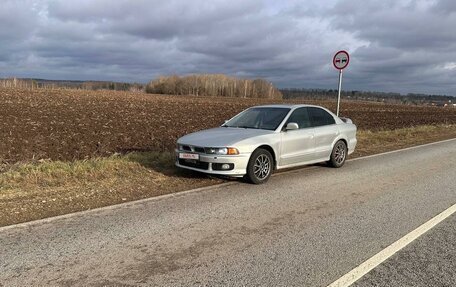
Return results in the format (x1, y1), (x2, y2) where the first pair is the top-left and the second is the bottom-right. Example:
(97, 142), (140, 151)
(328, 140), (347, 168)
(245, 148), (273, 184)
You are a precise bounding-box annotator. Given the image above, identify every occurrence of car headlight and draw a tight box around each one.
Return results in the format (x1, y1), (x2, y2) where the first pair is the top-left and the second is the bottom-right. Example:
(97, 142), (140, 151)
(206, 147), (239, 155)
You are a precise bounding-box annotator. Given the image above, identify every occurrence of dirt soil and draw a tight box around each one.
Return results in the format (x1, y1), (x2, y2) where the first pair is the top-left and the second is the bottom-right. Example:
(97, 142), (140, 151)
(1, 87), (455, 163)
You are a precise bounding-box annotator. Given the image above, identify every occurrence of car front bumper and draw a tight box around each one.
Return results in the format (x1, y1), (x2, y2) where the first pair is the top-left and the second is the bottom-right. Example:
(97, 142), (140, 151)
(175, 150), (250, 177)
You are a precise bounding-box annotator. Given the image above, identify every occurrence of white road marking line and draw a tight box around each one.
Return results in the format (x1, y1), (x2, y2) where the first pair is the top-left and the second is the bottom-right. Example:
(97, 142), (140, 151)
(327, 203), (456, 287)
(0, 137), (455, 232)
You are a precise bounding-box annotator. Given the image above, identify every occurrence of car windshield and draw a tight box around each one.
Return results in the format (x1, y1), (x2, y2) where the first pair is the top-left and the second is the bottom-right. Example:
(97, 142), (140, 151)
(223, 107), (290, 131)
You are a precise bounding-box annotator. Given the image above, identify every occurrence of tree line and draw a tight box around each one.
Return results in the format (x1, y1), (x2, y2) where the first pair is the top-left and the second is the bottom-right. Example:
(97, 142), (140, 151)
(3, 77), (451, 105)
(146, 74), (283, 99)
(0, 77), (144, 91)
(281, 88), (454, 106)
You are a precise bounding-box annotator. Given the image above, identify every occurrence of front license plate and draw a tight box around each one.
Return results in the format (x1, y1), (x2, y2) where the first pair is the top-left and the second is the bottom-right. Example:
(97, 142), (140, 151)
(179, 153), (199, 160)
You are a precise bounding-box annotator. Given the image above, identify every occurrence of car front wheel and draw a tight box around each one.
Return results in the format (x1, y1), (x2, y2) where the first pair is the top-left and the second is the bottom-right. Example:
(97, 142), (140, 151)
(245, 148), (273, 184)
(328, 140), (347, 168)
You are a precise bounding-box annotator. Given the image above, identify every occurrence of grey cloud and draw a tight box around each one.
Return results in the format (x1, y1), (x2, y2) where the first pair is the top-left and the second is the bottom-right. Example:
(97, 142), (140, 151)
(48, 0), (263, 39)
(0, 0), (455, 95)
(0, 0), (39, 40)
(324, 0), (456, 94)
(330, 0), (456, 50)
(432, 0), (456, 14)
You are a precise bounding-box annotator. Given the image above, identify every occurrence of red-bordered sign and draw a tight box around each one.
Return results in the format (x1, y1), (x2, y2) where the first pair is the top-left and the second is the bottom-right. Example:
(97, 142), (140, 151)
(333, 50), (350, 70)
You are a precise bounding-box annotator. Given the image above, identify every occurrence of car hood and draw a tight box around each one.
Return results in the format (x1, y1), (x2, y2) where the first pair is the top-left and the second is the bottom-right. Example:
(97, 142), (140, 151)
(178, 127), (274, 147)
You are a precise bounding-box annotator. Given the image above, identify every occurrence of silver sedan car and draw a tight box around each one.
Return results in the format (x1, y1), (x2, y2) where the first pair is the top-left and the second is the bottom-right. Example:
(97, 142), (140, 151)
(176, 104), (357, 184)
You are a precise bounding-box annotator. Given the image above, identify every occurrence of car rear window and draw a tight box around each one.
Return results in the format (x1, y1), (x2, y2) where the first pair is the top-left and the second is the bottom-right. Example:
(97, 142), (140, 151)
(308, 107), (336, 127)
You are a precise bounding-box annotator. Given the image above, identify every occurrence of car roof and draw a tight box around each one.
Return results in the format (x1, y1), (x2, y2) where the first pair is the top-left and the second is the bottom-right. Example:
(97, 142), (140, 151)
(251, 104), (323, 109)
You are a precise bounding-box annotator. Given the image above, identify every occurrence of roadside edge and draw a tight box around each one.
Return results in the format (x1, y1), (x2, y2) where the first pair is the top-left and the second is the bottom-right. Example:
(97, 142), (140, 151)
(1, 137), (455, 232)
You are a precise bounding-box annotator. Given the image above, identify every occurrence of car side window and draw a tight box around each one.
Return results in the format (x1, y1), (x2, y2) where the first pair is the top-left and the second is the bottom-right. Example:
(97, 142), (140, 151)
(308, 107), (336, 127)
(286, 108), (311, 129)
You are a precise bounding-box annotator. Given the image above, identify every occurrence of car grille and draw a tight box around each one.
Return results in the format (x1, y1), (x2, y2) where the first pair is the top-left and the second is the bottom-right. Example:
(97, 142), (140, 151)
(178, 159), (209, 170)
(181, 145), (205, 153)
(194, 147), (205, 153)
(181, 145), (192, 151)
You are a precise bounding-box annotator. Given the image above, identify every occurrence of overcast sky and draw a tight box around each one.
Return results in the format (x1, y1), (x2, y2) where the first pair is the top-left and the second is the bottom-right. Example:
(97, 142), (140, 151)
(1, 0), (455, 95)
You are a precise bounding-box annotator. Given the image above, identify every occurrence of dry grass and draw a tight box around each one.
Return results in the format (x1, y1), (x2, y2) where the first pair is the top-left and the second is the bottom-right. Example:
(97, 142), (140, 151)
(0, 152), (220, 226)
(0, 152), (172, 196)
(1, 124), (455, 227)
(354, 124), (456, 157)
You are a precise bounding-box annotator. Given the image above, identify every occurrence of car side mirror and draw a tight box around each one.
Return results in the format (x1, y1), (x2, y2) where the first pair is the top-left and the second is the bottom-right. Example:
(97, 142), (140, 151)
(285, 122), (299, 131)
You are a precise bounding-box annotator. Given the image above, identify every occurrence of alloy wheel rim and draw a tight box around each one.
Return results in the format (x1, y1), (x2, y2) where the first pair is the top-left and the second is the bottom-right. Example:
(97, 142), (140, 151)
(253, 154), (271, 180)
(334, 143), (346, 164)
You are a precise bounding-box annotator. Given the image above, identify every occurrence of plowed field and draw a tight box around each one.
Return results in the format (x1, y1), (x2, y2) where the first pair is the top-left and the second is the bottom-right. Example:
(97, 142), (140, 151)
(1, 87), (455, 163)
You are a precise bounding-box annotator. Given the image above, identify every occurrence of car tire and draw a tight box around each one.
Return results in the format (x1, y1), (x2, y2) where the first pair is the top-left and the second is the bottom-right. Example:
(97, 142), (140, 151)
(328, 140), (347, 168)
(246, 148), (273, 184)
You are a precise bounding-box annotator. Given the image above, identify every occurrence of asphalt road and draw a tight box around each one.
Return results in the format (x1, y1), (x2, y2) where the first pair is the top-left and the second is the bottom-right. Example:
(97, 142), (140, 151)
(1, 139), (455, 286)
(352, 213), (456, 287)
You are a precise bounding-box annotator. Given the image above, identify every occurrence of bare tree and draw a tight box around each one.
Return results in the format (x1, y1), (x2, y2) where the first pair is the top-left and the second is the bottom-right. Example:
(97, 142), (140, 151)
(146, 74), (282, 99)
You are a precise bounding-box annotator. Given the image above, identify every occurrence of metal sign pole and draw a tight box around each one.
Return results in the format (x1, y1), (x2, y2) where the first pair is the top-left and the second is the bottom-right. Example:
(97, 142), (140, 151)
(337, 69), (343, 116)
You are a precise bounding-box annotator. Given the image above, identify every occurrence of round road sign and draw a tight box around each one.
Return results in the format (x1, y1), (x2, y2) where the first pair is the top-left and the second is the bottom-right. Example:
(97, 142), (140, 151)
(333, 50), (350, 70)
